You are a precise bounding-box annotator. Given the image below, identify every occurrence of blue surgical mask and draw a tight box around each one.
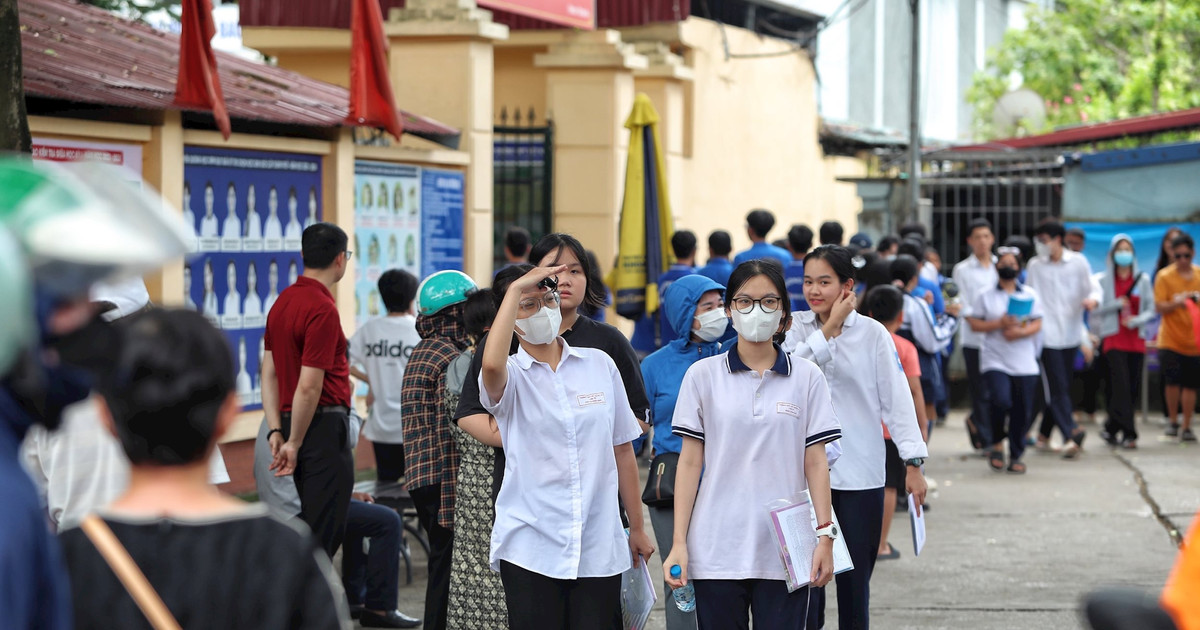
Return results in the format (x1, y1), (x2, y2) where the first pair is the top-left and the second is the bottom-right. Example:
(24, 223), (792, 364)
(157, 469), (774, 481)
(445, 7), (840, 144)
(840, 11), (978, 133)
(1114, 251), (1134, 267)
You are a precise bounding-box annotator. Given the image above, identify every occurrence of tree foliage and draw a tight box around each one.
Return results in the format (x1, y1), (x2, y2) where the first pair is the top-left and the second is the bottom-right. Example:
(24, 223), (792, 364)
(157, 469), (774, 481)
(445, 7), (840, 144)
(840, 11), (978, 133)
(82, 0), (182, 22)
(966, 0), (1200, 140)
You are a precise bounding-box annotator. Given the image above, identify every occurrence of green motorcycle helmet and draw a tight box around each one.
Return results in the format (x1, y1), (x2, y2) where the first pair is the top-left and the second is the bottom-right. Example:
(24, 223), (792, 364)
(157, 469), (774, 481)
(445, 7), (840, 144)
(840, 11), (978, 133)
(416, 270), (477, 316)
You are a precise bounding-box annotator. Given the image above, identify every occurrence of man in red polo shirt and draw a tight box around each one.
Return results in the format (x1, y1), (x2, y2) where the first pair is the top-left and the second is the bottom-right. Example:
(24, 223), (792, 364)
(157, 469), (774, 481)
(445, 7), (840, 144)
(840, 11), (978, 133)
(262, 222), (354, 557)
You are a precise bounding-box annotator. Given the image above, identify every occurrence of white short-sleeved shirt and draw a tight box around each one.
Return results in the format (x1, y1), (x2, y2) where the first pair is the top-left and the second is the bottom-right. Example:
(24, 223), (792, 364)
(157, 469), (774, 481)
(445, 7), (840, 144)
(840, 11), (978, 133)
(952, 255), (998, 349)
(971, 283), (1044, 377)
(481, 339), (643, 580)
(1026, 250), (1099, 349)
(349, 315), (422, 444)
(783, 310), (928, 490)
(671, 345), (841, 580)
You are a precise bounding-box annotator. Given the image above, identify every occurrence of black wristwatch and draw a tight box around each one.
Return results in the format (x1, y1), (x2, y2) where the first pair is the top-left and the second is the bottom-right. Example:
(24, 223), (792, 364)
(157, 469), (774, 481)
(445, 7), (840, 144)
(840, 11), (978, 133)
(267, 428), (283, 441)
(904, 457), (925, 468)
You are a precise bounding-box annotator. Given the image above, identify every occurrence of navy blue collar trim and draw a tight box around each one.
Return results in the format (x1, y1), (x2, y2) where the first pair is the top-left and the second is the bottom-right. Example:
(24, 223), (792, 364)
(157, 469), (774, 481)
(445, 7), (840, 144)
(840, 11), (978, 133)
(724, 341), (792, 375)
(995, 281), (1025, 291)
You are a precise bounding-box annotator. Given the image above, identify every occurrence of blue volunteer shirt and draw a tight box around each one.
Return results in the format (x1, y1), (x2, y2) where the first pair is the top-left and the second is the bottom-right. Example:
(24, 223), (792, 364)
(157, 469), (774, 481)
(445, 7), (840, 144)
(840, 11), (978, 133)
(785, 259), (810, 311)
(732, 242), (792, 268)
(697, 257), (733, 288)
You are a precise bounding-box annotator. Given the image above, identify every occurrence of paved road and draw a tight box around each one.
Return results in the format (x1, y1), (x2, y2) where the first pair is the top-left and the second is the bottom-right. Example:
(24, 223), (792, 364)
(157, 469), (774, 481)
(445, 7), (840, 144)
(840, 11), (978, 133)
(377, 410), (1194, 629)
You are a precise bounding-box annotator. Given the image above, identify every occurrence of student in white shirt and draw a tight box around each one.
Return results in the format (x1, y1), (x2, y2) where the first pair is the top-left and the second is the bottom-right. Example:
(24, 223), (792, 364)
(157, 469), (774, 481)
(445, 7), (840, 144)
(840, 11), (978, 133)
(284, 187), (303, 241)
(263, 186), (283, 242)
(306, 187), (319, 229)
(264, 259), (280, 316)
(782, 245), (929, 630)
(222, 183), (242, 242)
(288, 260), (299, 286)
(349, 269), (421, 481)
(664, 260), (839, 629)
(223, 260), (241, 317)
(236, 336), (253, 399)
(199, 181), (218, 238)
(201, 260), (218, 319)
(182, 181), (197, 237)
(892, 255), (960, 433)
(244, 183), (262, 240)
(951, 218), (998, 449)
(243, 261), (263, 318)
(967, 246), (1043, 474)
(480, 265), (654, 630)
(184, 266), (196, 311)
(1027, 220), (1099, 458)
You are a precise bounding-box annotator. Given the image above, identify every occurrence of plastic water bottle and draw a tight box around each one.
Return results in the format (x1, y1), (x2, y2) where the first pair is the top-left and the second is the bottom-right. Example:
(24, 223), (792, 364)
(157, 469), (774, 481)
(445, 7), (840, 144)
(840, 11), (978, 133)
(670, 565), (696, 612)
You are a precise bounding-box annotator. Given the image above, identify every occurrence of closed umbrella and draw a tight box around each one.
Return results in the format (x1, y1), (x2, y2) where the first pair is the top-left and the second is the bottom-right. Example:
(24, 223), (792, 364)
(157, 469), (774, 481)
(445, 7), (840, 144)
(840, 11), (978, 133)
(613, 93), (675, 321)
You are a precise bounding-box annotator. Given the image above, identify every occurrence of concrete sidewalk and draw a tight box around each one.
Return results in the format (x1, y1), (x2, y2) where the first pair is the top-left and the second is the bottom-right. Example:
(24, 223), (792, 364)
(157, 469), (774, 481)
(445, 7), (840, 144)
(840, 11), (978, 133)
(382, 410), (1194, 629)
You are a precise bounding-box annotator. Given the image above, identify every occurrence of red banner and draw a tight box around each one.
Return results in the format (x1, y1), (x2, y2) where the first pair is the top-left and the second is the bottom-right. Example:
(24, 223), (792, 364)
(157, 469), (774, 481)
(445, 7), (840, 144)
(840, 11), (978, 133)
(479, 0), (595, 29)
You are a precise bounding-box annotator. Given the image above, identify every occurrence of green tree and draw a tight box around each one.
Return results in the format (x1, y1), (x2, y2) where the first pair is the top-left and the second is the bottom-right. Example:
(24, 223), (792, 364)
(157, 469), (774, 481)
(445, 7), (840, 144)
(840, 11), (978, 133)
(84, 0), (181, 22)
(966, 0), (1200, 140)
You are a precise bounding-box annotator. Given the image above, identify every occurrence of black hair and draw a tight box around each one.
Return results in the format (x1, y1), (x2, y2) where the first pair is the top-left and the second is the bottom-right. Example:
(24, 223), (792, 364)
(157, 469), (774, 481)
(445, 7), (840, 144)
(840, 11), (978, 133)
(528, 233), (606, 311)
(288, 186), (297, 201)
(504, 226), (532, 258)
(463, 288), (497, 343)
(997, 248), (1025, 269)
(99, 309), (234, 466)
(746, 209), (776, 239)
(966, 218), (993, 237)
(859, 257), (894, 293)
(876, 234), (900, 254)
(227, 182), (235, 193)
(897, 238), (925, 261)
(863, 284), (905, 325)
(819, 221), (844, 246)
(492, 263), (536, 306)
(804, 245), (856, 284)
(787, 224), (814, 255)
(771, 238), (788, 250)
(708, 230), (733, 257)
(204, 181), (213, 192)
(378, 269), (419, 313)
(1003, 235), (1034, 262)
(1066, 227), (1086, 241)
(301, 222), (349, 269)
(726, 259), (792, 344)
(890, 254), (921, 286)
(899, 223), (927, 240)
(671, 230), (698, 260)
(1156, 227), (1185, 272)
(1033, 219), (1066, 241)
(1172, 232), (1195, 251)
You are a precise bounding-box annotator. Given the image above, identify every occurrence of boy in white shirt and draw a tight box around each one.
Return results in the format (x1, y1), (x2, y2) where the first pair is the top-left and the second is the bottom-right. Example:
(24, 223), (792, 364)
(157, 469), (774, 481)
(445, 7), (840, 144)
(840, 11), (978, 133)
(349, 270), (422, 481)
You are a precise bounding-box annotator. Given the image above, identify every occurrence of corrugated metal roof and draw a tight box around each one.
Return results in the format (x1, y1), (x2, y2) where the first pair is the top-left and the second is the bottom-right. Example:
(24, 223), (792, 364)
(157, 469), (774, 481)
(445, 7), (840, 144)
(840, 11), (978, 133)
(21, 0), (460, 145)
(951, 107), (1200, 152)
(239, 0), (689, 30)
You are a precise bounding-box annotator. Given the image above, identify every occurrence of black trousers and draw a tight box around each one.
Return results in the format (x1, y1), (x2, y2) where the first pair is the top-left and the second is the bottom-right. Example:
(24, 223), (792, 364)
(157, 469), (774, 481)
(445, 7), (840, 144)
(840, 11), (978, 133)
(693, 579), (811, 630)
(410, 484), (454, 630)
(372, 441), (406, 482)
(1038, 347), (1081, 442)
(1078, 351), (1108, 415)
(342, 499), (402, 611)
(963, 347), (993, 446)
(985, 371), (1038, 462)
(499, 561), (621, 630)
(810, 487), (885, 630)
(283, 409), (354, 558)
(1105, 350), (1145, 441)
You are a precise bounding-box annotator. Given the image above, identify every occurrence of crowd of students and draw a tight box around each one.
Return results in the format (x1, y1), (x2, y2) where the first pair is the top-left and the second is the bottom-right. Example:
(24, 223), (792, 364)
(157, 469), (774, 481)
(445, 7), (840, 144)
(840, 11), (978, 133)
(14, 208), (1200, 630)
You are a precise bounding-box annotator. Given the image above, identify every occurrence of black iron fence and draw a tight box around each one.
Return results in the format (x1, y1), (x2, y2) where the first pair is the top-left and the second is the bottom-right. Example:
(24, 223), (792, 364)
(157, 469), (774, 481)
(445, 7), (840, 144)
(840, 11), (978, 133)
(494, 107), (554, 271)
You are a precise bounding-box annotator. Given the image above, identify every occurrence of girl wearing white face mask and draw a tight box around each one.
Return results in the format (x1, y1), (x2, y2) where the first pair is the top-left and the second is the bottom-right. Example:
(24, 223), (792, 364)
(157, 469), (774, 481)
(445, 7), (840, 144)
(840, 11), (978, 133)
(638, 274), (727, 630)
(781, 245), (928, 630)
(664, 261), (840, 629)
(479, 264), (654, 630)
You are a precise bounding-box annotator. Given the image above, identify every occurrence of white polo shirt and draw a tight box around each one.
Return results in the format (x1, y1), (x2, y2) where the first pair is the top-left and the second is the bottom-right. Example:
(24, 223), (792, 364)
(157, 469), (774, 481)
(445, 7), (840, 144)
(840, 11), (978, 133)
(481, 338), (643, 580)
(671, 344), (840, 580)
(1026, 250), (1100, 349)
(970, 283), (1044, 377)
(349, 314), (422, 444)
(952, 254), (998, 349)
(783, 310), (928, 490)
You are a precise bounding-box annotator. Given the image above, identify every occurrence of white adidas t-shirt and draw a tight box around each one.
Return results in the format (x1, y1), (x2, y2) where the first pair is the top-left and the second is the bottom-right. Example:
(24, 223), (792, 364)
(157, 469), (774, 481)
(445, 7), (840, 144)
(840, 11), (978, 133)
(349, 314), (422, 444)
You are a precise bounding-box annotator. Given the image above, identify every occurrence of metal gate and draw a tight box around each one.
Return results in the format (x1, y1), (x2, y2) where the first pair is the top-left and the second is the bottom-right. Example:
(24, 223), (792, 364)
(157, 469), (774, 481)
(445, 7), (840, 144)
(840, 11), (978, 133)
(921, 149), (1065, 267)
(494, 107), (554, 270)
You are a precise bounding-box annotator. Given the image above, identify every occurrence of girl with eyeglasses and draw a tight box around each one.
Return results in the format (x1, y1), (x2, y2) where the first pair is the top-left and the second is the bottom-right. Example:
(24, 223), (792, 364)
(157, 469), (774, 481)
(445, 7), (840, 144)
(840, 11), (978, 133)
(782, 245), (928, 630)
(965, 247), (1043, 474)
(480, 265), (654, 630)
(664, 260), (840, 629)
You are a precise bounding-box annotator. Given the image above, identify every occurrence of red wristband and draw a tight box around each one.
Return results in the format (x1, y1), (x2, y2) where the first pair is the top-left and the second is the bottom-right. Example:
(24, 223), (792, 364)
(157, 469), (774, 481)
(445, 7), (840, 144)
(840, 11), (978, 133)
(816, 521), (833, 530)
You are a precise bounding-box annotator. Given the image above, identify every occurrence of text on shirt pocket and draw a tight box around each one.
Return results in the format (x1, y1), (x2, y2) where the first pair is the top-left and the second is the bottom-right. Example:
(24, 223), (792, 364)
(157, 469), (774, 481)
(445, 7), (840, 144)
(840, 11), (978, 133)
(577, 392), (606, 407)
(776, 402), (800, 418)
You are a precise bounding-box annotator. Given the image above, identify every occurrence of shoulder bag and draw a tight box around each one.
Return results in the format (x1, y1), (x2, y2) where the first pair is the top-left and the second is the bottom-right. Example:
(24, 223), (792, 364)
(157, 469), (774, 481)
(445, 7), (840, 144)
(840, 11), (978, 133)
(641, 451), (679, 507)
(80, 515), (182, 630)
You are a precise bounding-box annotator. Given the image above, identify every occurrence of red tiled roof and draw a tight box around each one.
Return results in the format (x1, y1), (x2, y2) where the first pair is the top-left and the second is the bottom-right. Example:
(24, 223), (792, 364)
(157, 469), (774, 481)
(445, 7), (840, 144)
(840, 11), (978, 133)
(239, 0), (689, 31)
(951, 107), (1200, 152)
(20, 0), (460, 146)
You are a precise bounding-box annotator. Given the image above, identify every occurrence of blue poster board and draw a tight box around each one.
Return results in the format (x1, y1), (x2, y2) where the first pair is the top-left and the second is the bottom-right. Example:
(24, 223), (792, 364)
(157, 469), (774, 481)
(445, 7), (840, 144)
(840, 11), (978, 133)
(420, 168), (466, 277)
(1064, 222), (1200, 276)
(183, 147), (323, 411)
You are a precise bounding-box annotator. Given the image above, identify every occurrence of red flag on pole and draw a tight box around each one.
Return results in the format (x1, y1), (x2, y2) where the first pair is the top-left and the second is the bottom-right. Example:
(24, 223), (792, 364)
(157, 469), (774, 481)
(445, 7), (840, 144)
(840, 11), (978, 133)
(347, 0), (404, 140)
(173, 0), (231, 139)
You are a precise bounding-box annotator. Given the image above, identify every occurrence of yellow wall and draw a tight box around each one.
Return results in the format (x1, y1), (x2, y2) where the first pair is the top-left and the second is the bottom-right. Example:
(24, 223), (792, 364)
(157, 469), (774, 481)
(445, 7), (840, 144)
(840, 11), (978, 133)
(494, 47), (547, 120)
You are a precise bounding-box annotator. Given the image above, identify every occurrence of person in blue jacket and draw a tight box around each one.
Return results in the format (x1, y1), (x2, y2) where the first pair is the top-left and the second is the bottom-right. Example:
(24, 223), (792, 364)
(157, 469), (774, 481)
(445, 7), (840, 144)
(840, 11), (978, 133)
(733, 209), (791, 268)
(639, 274), (727, 630)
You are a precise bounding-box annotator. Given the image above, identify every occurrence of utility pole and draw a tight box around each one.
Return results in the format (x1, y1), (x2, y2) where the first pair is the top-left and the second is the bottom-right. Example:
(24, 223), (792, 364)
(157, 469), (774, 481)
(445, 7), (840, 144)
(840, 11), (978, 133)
(907, 0), (921, 224)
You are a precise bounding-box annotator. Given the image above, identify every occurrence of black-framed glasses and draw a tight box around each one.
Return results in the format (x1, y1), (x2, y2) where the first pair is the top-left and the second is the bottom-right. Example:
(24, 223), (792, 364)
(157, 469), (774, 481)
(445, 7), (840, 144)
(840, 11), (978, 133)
(518, 291), (561, 315)
(730, 296), (782, 314)
(345, 250), (354, 260)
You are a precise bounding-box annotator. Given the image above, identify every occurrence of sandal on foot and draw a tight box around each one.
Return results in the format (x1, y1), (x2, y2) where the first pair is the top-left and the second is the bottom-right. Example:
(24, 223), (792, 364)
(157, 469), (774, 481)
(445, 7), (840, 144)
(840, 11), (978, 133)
(988, 450), (1005, 472)
(1007, 461), (1027, 474)
(877, 543), (900, 561)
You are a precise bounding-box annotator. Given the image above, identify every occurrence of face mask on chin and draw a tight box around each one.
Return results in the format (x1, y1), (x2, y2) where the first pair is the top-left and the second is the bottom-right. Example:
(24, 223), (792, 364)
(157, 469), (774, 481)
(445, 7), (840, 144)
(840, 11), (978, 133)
(693, 308), (729, 343)
(515, 306), (562, 346)
(730, 307), (783, 343)
(1035, 241), (1051, 259)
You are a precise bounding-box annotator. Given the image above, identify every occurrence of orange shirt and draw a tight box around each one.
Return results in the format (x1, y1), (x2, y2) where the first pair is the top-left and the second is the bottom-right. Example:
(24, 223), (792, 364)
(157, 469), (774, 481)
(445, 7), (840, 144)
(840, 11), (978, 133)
(1163, 511), (1200, 630)
(1154, 265), (1200, 356)
(883, 334), (921, 440)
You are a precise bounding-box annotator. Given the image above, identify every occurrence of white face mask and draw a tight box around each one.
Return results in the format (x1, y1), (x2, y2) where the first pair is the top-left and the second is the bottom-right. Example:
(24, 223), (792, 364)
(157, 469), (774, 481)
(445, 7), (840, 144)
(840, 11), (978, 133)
(730, 308), (783, 343)
(693, 308), (728, 342)
(515, 306), (562, 346)
(1035, 241), (1051, 259)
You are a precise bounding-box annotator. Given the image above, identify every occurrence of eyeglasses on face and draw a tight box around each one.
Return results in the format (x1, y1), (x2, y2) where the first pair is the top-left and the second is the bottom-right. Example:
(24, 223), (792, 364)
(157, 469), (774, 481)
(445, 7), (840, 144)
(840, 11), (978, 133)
(518, 291), (561, 315)
(1175, 251), (1193, 260)
(730, 296), (782, 314)
(344, 250), (354, 260)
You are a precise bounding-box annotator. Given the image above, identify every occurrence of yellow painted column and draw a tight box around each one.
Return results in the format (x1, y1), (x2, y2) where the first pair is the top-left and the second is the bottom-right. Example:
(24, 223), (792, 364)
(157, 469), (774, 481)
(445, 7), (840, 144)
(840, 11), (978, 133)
(633, 42), (692, 230)
(324, 127), (359, 336)
(386, 0), (508, 284)
(143, 110), (186, 306)
(535, 30), (647, 276)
